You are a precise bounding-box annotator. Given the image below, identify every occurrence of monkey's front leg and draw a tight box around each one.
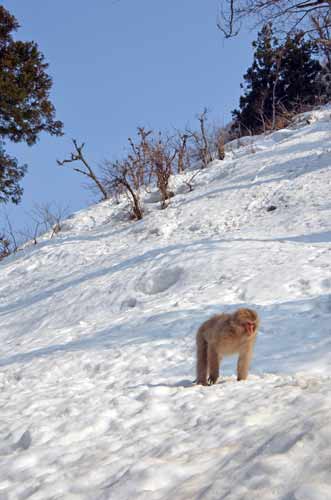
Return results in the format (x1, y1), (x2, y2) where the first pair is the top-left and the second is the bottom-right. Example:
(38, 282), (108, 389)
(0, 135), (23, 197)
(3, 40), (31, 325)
(237, 348), (252, 381)
(207, 345), (220, 385)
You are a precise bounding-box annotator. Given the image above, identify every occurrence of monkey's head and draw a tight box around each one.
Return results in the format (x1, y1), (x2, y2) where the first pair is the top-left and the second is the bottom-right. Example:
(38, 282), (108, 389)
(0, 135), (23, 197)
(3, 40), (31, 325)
(234, 308), (259, 336)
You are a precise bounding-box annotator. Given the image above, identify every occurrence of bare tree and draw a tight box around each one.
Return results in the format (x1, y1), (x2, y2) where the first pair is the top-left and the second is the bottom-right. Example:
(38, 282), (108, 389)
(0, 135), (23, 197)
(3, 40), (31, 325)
(269, 46), (286, 130)
(198, 108), (213, 167)
(127, 127), (154, 186)
(183, 169), (202, 192)
(310, 11), (331, 64)
(99, 128), (156, 219)
(3, 212), (18, 252)
(13, 202), (70, 247)
(101, 127), (156, 219)
(188, 109), (213, 169)
(30, 202), (70, 238)
(174, 132), (190, 173)
(102, 159), (145, 220)
(57, 139), (108, 201)
(148, 132), (176, 209)
(218, 0), (331, 41)
(102, 127), (181, 213)
(0, 233), (11, 260)
(216, 133), (226, 160)
(18, 222), (40, 246)
(0, 211), (19, 259)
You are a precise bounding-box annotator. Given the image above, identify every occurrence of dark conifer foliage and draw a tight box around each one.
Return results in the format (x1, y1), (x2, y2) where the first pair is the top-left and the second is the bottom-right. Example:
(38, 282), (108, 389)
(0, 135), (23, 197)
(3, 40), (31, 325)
(0, 142), (26, 204)
(0, 6), (63, 204)
(233, 24), (277, 134)
(279, 33), (322, 107)
(233, 25), (322, 135)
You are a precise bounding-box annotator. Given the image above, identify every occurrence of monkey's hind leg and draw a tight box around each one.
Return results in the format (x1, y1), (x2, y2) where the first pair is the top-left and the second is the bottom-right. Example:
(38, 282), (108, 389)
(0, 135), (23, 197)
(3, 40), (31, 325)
(196, 331), (208, 385)
(207, 344), (220, 385)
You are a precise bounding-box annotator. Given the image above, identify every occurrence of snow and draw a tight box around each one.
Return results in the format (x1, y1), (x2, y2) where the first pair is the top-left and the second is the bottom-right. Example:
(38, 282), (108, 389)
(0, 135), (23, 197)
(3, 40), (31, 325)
(0, 107), (331, 499)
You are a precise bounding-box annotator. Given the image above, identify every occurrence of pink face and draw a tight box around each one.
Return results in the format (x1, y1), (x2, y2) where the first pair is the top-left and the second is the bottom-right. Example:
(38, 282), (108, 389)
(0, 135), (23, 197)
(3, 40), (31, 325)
(245, 320), (256, 336)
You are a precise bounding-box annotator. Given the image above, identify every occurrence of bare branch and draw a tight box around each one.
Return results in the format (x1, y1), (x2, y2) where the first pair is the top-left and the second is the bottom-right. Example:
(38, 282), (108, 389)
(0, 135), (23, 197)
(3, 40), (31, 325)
(218, 0), (331, 39)
(57, 139), (108, 201)
(4, 212), (17, 252)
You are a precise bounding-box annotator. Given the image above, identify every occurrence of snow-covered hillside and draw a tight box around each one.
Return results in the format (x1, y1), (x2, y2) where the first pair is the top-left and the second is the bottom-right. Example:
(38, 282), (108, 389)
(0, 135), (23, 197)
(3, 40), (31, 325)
(1, 108), (331, 500)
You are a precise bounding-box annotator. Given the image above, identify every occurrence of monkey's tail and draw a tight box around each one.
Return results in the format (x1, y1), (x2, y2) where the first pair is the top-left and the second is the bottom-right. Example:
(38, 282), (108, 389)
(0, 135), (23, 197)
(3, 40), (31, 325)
(196, 330), (208, 385)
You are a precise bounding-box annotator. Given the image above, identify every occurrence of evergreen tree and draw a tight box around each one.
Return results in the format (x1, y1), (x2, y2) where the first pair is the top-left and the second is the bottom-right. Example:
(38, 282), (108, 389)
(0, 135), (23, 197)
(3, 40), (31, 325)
(0, 142), (26, 204)
(0, 6), (63, 204)
(233, 24), (278, 134)
(278, 33), (321, 108)
(233, 25), (322, 135)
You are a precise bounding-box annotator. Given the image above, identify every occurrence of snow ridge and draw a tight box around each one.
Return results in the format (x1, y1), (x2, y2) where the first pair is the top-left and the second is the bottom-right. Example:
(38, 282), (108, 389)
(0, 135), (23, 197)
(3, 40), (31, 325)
(0, 108), (331, 499)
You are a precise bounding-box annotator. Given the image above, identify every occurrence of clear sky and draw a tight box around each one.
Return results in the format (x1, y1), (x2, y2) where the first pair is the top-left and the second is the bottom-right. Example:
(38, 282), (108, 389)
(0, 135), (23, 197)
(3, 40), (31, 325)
(1, 0), (254, 233)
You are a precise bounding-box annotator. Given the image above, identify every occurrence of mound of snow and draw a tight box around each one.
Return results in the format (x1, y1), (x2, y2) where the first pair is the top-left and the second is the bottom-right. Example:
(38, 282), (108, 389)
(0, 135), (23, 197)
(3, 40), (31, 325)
(138, 266), (184, 295)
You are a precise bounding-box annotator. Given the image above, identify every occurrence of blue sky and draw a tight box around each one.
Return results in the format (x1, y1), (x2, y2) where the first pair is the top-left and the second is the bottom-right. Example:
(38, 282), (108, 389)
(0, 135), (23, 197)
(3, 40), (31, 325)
(1, 0), (254, 233)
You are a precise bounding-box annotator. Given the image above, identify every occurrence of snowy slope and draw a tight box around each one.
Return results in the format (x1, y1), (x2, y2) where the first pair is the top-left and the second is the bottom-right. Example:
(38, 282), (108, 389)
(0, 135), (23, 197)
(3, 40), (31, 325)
(0, 108), (331, 500)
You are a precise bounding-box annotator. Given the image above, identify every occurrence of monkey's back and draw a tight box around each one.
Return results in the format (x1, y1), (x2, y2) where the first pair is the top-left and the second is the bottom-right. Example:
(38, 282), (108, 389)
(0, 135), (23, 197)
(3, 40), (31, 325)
(198, 313), (253, 356)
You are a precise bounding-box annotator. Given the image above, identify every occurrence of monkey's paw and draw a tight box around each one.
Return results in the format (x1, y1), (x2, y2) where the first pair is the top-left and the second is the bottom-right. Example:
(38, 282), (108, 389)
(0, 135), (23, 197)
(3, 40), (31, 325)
(207, 376), (218, 385)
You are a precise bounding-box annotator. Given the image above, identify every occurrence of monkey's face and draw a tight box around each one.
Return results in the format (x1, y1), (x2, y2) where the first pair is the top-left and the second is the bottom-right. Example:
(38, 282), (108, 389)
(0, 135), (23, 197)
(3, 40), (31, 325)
(235, 308), (259, 336)
(245, 320), (256, 336)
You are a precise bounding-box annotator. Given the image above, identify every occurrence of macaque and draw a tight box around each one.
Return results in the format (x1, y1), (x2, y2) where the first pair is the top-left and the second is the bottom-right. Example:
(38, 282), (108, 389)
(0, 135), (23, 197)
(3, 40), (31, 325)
(196, 308), (259, 385)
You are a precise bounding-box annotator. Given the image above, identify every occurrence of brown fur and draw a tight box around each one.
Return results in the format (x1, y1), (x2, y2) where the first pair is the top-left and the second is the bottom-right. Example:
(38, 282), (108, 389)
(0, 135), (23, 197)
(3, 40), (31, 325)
(196, 308), (260, 385)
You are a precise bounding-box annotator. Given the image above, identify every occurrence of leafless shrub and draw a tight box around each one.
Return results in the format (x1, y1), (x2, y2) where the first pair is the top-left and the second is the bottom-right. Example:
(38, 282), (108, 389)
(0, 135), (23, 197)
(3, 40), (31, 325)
(101, 127), (181, 214)
(100, 127), (155, 219)
(0, 212), (19, 260)
(147, 132), (177, 209)
(311, 12), (331, 67)
(102, 159), (145, 220)
(18, 222), (40, 246)
(188, 109), (213, 168)
(128, 127), (154, 186)
(57, 139), (108, 201)
(30, 202), (70, 238)
(173, 132), (191, 173)
(272, 104), (294, 129)
(11, 202), (70, 248)
(183, 169), (202, 192)
(0, 233), (11, 260)
(218, 0), (331, 41)
(3, 212), (18, 252)
(216, 133), (226, 160)
(97, 110), (236, 217)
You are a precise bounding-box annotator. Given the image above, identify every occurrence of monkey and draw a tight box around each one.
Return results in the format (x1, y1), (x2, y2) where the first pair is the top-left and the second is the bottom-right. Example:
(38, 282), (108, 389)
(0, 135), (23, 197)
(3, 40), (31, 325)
(196, 308), (259, 386)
